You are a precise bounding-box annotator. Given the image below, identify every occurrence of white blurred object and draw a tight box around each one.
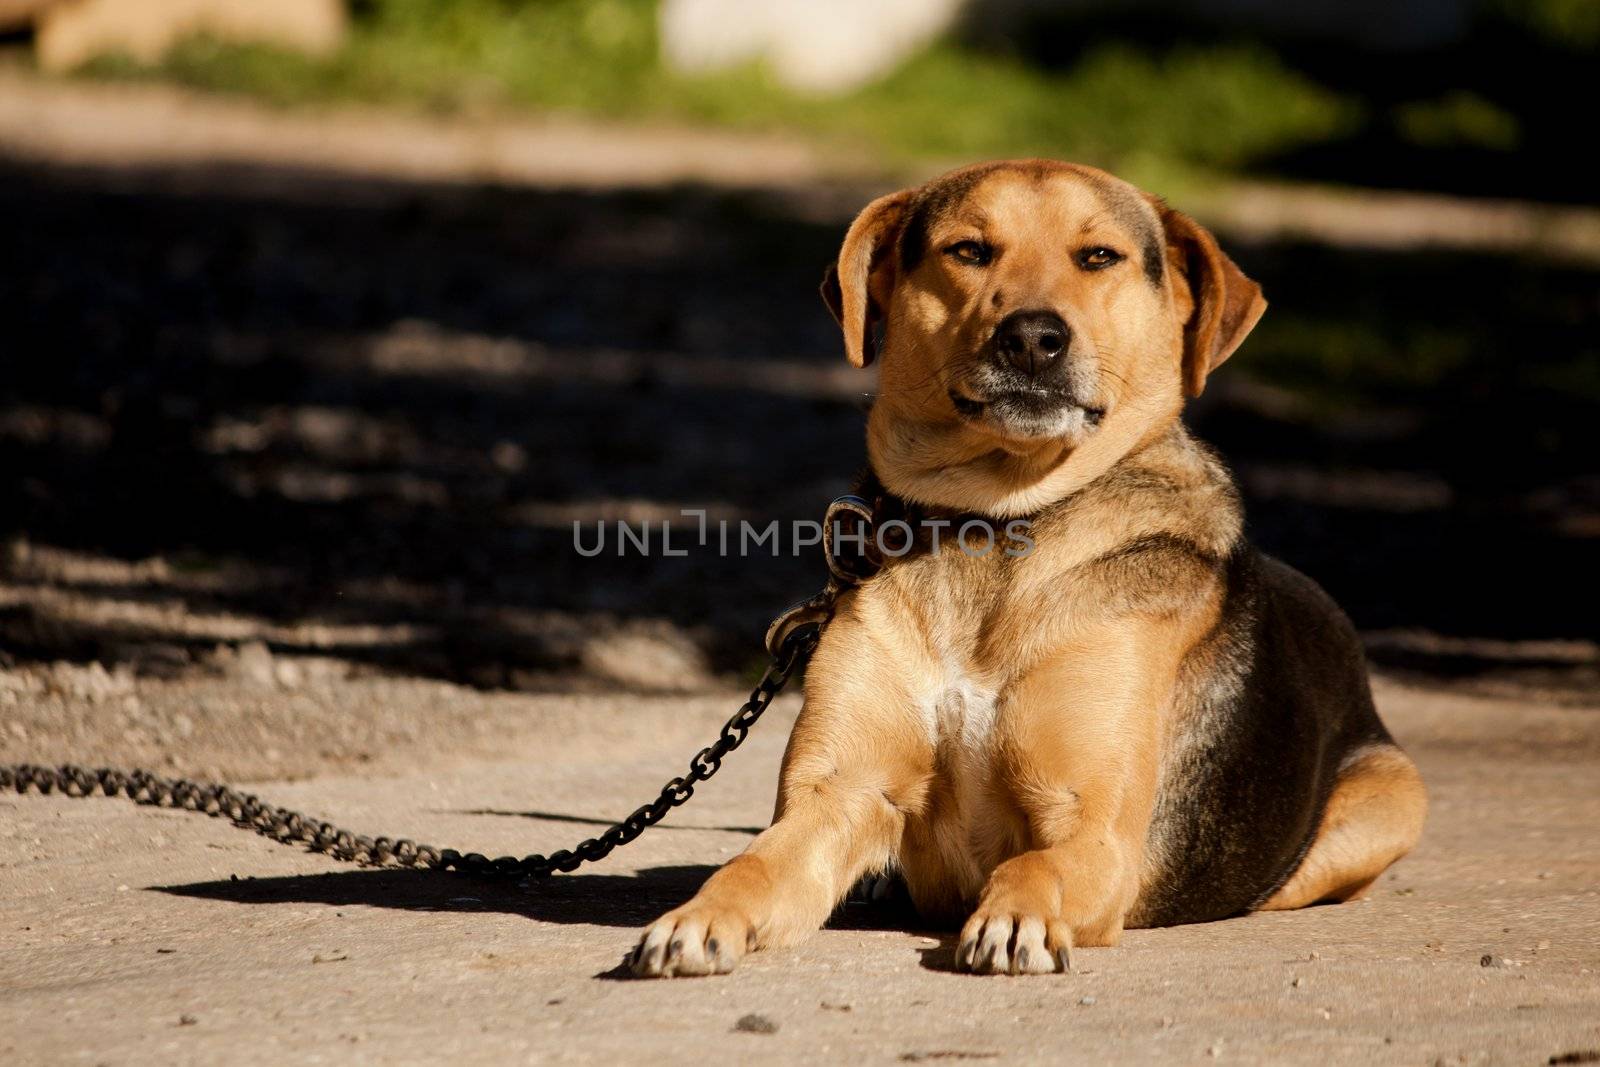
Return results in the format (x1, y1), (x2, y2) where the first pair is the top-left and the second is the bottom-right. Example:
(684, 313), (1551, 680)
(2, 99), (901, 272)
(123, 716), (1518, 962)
(27, 0), (346, 73)
(659, 0), (965, 94)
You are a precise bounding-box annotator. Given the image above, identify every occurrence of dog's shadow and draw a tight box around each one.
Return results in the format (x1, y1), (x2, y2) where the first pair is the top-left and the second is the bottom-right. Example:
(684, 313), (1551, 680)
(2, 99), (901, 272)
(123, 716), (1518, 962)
(153, 863), (718, 929)
(154, 859), (962, 976)
(154, 861), (932, 931)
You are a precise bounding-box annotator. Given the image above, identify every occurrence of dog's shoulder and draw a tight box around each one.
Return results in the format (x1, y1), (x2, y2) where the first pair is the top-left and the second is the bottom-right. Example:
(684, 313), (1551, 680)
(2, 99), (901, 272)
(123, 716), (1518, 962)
(1060, 421), (1241, 553)
(1017, 422), (1242, 617)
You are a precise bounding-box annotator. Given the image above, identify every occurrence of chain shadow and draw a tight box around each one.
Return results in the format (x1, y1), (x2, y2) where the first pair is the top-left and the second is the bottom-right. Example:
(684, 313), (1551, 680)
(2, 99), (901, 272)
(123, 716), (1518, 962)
(450, 808), (764, 835)
(151, 863), (718, 930)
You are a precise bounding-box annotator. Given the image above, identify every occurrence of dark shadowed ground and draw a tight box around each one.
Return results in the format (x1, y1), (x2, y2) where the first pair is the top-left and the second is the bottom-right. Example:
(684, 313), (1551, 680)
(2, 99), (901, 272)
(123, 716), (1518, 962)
(2, 153), (1595, 701)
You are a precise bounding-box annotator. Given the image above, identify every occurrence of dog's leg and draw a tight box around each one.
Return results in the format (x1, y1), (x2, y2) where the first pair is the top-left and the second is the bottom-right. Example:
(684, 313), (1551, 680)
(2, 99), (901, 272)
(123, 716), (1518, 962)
(956, 621), (1177, 975)
(630, 606), (930, 978)
(1259, 743), (1426, 910)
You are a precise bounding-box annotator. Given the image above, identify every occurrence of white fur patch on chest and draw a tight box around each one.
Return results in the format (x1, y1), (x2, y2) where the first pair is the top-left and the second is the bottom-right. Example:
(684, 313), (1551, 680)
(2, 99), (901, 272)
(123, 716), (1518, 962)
(921, 657), (1000, 749)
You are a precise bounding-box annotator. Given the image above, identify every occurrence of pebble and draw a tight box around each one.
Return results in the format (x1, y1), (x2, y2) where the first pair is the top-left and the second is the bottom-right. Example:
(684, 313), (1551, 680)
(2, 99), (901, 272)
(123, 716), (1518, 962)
(734, 1013), (779, 1035)
(1480, 954), (1512, 968)
(1078, 996), (1096, 1006)
(177, 1014), (198, 1027)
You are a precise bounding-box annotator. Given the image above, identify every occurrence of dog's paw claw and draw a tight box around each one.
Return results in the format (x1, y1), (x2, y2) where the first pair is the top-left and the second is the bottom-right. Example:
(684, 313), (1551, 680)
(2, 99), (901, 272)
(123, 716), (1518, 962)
(956, 912), (1073, 976)
(630, 907), (748, 978)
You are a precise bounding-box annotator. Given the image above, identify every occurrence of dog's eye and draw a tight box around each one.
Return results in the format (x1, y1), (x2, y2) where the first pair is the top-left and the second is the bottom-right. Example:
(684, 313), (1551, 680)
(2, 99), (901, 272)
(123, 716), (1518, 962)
(1076, 247), (1124, 271)
(945, 241), (992, 266)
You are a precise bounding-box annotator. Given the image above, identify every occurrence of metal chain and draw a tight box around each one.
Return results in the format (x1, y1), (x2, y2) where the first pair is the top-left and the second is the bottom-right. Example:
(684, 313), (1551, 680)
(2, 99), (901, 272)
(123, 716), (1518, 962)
(1, 622), (823, 882)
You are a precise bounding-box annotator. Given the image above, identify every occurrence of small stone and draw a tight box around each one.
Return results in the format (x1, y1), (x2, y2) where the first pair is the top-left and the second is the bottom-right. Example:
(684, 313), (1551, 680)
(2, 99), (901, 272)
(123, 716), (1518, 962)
(734, 1013), (779, 1035)
(1481, 954), (1511, 968)
(273, 660), (304, 689)
(177, 1014), (198, 1027)
(1291, 976), (1305, 988)
(1078, 996), (1096, 1006)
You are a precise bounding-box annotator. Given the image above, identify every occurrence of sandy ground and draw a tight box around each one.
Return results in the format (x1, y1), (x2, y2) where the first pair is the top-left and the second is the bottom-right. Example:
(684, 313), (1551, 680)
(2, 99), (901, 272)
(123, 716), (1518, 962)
(3, 673), (1599, 1066)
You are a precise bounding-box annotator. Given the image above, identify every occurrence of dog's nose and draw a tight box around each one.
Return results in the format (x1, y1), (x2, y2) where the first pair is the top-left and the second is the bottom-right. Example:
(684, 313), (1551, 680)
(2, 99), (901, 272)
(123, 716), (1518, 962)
(994, 310), (1070, 376)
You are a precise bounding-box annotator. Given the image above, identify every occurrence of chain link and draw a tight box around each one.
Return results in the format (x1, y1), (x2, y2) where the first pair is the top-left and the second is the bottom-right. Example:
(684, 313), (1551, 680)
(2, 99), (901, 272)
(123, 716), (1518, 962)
(1, 621), (824, 882)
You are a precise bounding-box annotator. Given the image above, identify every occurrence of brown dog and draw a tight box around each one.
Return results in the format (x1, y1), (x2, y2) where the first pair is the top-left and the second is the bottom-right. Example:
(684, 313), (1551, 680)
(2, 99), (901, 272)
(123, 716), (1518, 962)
(630, 160), (1426, 977)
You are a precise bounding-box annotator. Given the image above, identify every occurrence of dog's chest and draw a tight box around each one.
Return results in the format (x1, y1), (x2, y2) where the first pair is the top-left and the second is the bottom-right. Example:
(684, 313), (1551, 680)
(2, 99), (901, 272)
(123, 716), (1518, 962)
(904, 653), (1028, 911)
(922, 657), (1001, 749)
(879, 563), (1047, 908)
(887, 557), (1028, 753)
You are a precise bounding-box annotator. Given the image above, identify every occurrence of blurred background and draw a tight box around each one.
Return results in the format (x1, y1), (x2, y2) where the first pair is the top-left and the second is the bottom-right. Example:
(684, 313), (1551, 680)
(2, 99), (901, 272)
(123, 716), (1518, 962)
(1, 0), (1596, 754)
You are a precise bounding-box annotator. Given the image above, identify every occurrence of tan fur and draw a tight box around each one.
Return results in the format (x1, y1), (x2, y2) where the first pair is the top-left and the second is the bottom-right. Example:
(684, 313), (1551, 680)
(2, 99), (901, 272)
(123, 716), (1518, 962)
(1260, 747), (1428, 910)
(630, 160), (1424, 979)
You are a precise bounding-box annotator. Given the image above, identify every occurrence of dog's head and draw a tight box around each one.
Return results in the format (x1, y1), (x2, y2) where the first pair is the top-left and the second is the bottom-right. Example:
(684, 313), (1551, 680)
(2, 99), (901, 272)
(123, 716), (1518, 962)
(823, 160), (1265, 515)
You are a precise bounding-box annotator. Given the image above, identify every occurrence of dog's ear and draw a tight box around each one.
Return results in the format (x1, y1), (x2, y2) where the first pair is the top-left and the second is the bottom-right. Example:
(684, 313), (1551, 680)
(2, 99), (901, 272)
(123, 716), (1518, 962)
(822, 189), (913, 368)
(1156, 205), (1266, 397)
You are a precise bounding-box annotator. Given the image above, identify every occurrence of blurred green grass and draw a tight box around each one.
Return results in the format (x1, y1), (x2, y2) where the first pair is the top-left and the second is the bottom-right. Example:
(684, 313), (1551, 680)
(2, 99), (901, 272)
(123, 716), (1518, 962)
(83, 0), (1352, 186)
(66, 0), (1600, 204)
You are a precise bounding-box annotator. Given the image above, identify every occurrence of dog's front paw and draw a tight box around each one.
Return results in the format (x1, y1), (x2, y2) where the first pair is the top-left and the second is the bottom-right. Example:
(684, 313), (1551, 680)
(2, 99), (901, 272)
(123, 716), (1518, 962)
(629, 902), (752, 978)
(955, 910), (1074, 976)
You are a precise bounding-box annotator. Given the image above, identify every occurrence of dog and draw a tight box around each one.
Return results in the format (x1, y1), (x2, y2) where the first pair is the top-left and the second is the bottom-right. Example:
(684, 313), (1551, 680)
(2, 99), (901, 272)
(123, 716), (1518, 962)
(630, 159), (1426, 977)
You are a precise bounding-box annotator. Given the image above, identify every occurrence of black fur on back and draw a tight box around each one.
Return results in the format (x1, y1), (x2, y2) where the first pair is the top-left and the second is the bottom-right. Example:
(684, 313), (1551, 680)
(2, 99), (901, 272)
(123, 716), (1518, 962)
(1135, 548), (1391, 927)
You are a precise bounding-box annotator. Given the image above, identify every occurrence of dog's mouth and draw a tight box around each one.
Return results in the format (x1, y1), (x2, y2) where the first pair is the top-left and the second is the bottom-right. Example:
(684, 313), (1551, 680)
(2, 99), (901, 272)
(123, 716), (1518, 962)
(949, 388), (1106, 434)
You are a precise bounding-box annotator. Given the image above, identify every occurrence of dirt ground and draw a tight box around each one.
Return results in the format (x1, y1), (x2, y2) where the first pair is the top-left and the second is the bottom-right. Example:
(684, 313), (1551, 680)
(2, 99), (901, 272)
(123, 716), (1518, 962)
(3, 70), (1599, 1065)
(4, 675), (1600, 1066)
